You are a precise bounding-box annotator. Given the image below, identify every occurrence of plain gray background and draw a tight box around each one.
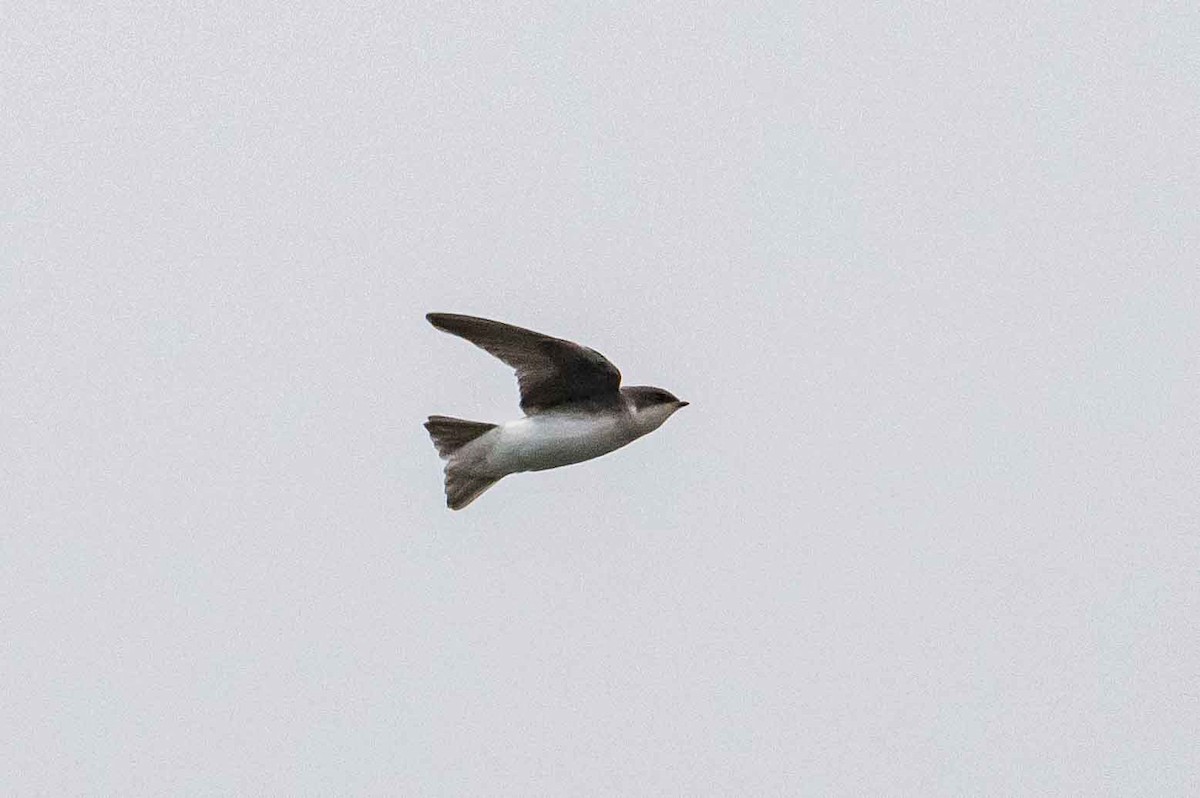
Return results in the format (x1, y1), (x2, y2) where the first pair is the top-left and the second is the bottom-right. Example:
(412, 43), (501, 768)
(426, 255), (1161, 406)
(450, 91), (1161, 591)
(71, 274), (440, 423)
(4, 3), (1198, 795)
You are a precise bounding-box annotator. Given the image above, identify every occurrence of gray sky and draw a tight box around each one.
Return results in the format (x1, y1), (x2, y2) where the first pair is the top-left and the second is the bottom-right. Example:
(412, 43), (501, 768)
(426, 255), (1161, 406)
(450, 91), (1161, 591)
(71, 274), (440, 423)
(4, 3), (1198, 795)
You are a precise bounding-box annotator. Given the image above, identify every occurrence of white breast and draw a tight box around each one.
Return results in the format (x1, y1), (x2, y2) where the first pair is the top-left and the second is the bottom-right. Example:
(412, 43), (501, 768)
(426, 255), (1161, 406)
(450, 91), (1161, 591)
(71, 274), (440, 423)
(488, 412), (640, 474)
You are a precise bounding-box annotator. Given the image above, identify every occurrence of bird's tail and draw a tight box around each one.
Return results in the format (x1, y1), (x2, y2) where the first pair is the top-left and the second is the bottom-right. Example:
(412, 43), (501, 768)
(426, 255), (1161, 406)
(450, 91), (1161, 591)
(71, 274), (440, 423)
(424, 415), (497, 458)
(423, 415), (503, 510)
(441, 466), (502, 510)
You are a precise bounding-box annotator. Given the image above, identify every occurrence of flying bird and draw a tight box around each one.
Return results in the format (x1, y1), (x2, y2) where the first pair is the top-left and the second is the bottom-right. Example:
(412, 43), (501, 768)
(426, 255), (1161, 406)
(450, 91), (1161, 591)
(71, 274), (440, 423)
(424, 312), (688, 509)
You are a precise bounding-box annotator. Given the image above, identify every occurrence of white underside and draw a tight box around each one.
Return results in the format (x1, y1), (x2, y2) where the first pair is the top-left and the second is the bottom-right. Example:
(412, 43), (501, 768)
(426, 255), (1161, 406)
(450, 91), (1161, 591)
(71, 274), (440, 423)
(447, 400), (683, 480)
(480, 412), (642, 474)
(449, 405), (675, 478)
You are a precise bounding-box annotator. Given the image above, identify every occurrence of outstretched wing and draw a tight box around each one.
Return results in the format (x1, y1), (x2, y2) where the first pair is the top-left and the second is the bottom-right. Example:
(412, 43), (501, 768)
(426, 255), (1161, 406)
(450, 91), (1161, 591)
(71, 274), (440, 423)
(427, 313), (623, 413)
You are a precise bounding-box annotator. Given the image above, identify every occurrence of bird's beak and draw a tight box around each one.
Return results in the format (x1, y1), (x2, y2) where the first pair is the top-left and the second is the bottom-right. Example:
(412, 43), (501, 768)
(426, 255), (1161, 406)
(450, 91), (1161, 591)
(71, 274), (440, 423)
(676, 400), (689, 409)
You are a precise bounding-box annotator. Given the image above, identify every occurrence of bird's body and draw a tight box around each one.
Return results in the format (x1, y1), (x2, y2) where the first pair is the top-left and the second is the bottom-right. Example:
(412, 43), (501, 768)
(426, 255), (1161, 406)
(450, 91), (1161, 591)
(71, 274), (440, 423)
(423, 313), (687, 509)
(455, 399), (672, 475)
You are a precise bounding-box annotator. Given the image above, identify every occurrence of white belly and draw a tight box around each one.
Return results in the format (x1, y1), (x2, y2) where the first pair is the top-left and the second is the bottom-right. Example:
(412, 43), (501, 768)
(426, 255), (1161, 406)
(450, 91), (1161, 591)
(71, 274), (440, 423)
(486, 413), (639, 474)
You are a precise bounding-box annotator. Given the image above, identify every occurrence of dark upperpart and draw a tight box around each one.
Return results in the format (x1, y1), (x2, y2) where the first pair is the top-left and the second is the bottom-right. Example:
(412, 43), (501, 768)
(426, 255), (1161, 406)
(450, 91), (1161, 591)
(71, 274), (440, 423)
(621, 385), (689, 411)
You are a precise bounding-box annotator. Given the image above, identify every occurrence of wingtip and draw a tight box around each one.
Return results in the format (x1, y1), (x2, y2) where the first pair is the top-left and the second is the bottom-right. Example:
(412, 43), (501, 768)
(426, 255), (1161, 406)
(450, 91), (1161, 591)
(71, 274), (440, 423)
(426, 312), (468, 332)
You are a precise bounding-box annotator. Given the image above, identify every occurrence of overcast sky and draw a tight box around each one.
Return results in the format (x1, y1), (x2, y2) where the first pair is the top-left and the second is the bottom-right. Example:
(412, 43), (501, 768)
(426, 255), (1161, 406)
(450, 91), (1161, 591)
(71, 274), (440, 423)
(4, 3), (1198, 795)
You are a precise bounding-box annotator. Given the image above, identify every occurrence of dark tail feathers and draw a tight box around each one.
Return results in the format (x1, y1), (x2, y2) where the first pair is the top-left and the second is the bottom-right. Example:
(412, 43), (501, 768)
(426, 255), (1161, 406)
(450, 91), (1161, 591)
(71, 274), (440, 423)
(443, 467), (501, 510)
(423, 415), (497, 458)
(423, 416), (502, 509)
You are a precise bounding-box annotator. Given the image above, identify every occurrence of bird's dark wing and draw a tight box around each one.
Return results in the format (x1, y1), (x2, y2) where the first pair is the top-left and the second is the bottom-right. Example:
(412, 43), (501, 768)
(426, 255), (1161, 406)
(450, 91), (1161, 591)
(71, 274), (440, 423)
(427, 313), (623, 413)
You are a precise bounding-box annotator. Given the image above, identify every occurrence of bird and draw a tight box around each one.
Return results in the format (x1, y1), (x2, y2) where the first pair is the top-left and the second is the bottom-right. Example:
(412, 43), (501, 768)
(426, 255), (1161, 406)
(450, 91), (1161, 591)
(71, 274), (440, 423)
(423, 312), (688, 510)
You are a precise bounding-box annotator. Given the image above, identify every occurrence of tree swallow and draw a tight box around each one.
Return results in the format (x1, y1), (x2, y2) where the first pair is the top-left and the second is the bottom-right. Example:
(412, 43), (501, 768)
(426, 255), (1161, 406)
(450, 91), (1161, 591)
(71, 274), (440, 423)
(424, 312), (689, 510)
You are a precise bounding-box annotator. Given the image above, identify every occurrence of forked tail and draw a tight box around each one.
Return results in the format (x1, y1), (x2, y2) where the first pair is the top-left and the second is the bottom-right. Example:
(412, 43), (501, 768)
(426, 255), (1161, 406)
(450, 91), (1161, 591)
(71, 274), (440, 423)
(423, 415), (502, 510)
(424, 415), (497, 458)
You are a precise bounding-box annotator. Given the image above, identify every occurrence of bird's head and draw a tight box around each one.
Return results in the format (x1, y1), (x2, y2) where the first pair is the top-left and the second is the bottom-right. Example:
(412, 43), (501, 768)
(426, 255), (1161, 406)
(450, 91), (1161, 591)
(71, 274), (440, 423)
(623, 386), (689, 433)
